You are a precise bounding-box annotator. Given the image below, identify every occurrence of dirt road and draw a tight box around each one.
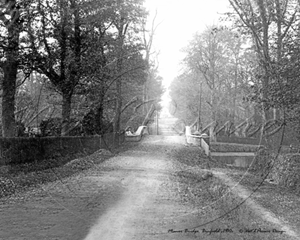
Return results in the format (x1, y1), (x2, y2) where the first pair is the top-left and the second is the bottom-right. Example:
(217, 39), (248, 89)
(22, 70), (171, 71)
(1, 135), (299, 240)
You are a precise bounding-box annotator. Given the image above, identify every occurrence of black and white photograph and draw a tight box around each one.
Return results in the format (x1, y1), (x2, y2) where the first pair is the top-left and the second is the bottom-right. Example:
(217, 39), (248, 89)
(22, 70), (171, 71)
(1, 0), (300, 239)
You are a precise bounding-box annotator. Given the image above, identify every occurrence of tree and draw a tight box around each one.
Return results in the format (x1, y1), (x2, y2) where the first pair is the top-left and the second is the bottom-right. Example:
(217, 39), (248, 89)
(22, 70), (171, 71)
(111, 0), (147, 133)
(0, 0), (151, 137)
(0, 0), (22, 136)
(25, 0), (85, 135)
(169, 72), (210, 126)
(182, 26), (252, 126)
(228, 0), (299, 122)
(74, 0), (149, 134)
(15, 72), (56, 130)
(141, 9), (162, 114)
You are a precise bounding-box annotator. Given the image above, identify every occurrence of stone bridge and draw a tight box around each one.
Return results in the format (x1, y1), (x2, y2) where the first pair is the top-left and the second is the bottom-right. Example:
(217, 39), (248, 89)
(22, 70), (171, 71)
(144, 113), (264, 168)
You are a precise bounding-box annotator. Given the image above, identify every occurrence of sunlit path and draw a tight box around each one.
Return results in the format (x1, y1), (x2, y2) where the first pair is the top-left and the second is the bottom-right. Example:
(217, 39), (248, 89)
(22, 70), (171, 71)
(1, 135), (299, 240)
(83, 136), (188, 240)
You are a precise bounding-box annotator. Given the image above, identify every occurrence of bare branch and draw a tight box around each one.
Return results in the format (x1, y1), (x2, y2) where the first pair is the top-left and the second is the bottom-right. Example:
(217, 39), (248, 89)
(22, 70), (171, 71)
(229, 0), (263, 47)
(16, 72), (31, 88)
(281, 8), (298, 40)
(105, 65), (145, 94)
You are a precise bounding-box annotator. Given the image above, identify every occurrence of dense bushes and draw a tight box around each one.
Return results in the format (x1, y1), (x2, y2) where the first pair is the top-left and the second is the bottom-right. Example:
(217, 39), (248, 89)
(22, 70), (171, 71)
(39, 117), (114, 137)
(269, 154), (300, 191)
(251, 149), (300, 194)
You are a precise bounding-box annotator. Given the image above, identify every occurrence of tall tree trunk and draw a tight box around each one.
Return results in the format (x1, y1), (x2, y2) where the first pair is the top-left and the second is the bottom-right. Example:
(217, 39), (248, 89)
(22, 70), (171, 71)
(256, 0), (272, 124)
(113, 7), (127, 133)
(143, 81), (148, 115)
(231, 59), (238, 124)
(114, 74), (122, 133)
(1, 16), (20, 137)
(211, 89), (217, 122)
(274, 0), (282, 120)
(95, 95), (104, 134)
(2, 61), (17, 137)
(113, 41), (123, 133)
(61, 91), (72, 136)
(60, 0), (81, 136)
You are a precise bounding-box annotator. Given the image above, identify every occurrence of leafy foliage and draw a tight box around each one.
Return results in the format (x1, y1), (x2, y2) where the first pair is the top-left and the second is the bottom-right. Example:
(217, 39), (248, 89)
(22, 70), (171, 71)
(227, 0), (300, 122)
(0, 0), (163, 136)
(170, 26), (255, 128)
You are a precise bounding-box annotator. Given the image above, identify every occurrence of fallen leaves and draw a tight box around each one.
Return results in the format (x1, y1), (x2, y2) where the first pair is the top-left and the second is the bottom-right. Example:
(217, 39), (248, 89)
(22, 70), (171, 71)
(0, 148), (114, 200)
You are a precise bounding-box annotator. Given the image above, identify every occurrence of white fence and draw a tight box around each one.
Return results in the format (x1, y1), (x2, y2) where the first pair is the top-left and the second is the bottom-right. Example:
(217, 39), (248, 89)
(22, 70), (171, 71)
(185, 126), (210, 156)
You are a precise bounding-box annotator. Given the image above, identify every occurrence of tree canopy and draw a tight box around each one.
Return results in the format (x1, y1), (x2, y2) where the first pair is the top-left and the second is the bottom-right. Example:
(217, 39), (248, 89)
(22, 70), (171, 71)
(0, 0), (164, 137)
(170, 0), (300, 141)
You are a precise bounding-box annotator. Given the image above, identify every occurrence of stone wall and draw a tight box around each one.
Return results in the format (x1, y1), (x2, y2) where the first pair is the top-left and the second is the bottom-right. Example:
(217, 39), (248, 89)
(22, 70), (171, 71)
(0, 133), (124, 165)
(216, 136), (261, 145)
(210, 142), (261, 152)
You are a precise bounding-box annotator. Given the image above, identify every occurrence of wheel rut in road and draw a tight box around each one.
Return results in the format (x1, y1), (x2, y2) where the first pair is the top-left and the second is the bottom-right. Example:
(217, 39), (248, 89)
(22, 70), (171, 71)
(84, 136), (190, 240)
(1, 135), (299, 240)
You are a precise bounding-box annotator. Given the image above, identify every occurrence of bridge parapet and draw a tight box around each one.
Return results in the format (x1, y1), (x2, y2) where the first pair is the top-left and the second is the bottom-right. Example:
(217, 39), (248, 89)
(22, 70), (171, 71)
(185, 125), (261, 168)
(125, 126), (147, 142)
(185, 126), (210, 156)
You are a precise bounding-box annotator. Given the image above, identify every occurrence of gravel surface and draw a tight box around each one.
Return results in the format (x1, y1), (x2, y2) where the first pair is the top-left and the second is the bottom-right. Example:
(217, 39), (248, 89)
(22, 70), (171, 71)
(0, 135), (300, 240)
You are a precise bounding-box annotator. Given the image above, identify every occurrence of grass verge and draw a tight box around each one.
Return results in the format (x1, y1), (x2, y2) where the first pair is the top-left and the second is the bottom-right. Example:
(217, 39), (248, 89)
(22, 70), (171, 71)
(0, 147), (121, 200)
